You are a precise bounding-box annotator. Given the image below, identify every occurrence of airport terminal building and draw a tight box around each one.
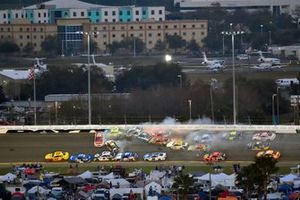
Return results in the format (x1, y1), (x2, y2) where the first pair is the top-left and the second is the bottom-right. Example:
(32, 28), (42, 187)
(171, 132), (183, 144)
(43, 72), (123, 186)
(174, 0), (300, 15)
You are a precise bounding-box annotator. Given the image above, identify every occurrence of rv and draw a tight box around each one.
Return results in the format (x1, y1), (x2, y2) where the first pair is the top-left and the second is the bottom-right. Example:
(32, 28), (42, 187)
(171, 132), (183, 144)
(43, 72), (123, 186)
(276, 78), (299, 87)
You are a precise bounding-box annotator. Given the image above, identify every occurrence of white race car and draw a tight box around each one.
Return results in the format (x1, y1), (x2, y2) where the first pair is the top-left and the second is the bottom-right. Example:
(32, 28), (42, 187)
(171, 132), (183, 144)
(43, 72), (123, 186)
(252, 131), (276, 141)
(144, 152), (167, 161)
(94, 151), (114, 162)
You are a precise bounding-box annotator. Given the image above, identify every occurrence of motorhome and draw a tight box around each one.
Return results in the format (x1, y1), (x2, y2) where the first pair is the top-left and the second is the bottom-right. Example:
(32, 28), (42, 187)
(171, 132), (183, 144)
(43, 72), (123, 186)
(276, 78), (299, 87)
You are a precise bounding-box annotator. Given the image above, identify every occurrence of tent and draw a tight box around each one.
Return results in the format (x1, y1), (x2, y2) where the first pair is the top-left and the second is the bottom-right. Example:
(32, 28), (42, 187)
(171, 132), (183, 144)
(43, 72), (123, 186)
(280, 174), (299, 183)
(107, 178), (130, 188)
(78, 170), (93, 179)
(278, 183), (293, 194)
(27, 186), (50, 195)
(0, 173), (16, 182)
(199, 173), (235, 187)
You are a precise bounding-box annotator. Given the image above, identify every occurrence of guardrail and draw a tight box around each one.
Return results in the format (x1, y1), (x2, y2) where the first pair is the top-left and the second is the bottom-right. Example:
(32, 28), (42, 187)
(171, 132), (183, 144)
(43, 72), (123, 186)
(1, 124), (300, 134)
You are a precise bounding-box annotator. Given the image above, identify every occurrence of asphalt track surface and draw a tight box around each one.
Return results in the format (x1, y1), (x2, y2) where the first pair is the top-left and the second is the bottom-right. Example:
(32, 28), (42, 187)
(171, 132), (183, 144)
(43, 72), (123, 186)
(0, 131), (300, 163)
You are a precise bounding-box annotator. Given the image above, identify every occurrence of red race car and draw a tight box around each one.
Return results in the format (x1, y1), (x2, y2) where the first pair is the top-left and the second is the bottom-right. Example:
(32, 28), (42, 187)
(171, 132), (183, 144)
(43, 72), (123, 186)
(203, 152), (226, 162)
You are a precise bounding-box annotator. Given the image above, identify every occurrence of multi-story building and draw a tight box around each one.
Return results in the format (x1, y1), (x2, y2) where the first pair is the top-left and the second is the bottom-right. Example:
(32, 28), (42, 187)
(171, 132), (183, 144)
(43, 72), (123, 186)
(0, 0), (165, 24)
(0, 18), (207, 54)
(0, 19), (57, 52)
(174, 0), (300, 16)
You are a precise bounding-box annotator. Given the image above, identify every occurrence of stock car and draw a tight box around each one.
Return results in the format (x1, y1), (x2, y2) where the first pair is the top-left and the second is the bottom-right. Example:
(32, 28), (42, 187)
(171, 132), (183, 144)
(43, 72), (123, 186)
(126, 127), (143, 136)
(256, 150), (281, 160)
(203, 152), (226, 162)
(106, 127), (125, 139)
(105, 140), (120, 153)
(247, 141), (270, 150)
(137, 132), (152, 142)
(166, 139), (188, 150)
(94, 130), (105, 147)
(187, 144), (210, 152)
(69, 153), (94, 163)
(148, 133), (169, 145)
(94, 151), (115, 162)
(252, 131), (276, 141)
(45, 151), (69, 162)
(222, 131), (241, 141)
(144, 152), (167, 161)
(114, 152), (138, 161)
(193, 133), (214, 144)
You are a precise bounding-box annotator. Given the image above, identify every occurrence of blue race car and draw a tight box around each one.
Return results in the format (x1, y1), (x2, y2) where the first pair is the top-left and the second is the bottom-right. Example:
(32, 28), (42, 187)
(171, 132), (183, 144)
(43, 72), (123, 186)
(114, 152), (138, 161)
(69, 153), (94, 163)
(144, 152), (167, 161)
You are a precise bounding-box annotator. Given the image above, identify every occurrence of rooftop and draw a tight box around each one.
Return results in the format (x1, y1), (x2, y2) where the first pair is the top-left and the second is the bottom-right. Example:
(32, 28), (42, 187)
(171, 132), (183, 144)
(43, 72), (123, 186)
(25, 0), (108, 9)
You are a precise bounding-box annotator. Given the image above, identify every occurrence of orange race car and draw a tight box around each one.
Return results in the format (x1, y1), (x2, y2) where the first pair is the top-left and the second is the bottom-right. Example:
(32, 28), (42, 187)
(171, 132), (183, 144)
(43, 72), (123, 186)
(256, 150), (281, 160)
(203, 152), (226, 162)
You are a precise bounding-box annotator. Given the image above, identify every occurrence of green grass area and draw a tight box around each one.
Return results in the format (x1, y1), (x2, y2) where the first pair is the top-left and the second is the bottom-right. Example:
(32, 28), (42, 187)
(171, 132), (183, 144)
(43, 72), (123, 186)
(0, 162), (295, 175)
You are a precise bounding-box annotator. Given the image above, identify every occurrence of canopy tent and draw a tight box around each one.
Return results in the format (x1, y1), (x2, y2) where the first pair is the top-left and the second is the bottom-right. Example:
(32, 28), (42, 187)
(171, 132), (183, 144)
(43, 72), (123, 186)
(0, 173), (16, 182)
(27, 186), (50, 194)
(280, 174), (299, 183)
(78, 170), (93, 179)
(199, 173), (235, 187)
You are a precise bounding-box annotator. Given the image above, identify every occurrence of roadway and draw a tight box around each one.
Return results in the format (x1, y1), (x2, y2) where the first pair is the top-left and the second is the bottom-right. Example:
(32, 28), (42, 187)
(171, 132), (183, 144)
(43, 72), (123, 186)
(0, 131), (299, 163)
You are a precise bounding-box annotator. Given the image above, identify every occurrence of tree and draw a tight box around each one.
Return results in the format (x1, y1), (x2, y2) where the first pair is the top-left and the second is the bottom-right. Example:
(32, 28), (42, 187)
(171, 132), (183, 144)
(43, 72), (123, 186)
(236, 156), (278, 200)
(165, 35), (186, 51)
(0, 86), (6, 103)
(154, 39), (167, 51)
(172, 172), (194, 200)
(186, 39), (200, 52)
(41, 35), (59, 55)
(0, 40), (19, 54)
(107, 37), (145, 55)
(23, 42), (34, 55)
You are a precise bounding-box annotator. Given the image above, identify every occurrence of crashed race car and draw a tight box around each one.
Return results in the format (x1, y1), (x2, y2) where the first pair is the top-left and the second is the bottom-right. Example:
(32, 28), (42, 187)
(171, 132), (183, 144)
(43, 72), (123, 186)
(94, 130), (105, 147)
(166, 139), (188, 150)
(222, 131), (241, 141)
(203, 152), (226, 162)
(105, 140), (120, 153)
(148, 133), (169, 145)
(256, 150), (281, 160)
(144, 152), (167, 161)
(247, 141), (270, 151)
(187, 144), (210, 152)
(252, 131), (276, 141)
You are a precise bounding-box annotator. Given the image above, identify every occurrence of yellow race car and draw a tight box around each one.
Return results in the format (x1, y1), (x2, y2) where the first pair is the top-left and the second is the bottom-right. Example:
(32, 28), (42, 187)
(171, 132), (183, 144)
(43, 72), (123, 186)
(45, 151), (69, 162)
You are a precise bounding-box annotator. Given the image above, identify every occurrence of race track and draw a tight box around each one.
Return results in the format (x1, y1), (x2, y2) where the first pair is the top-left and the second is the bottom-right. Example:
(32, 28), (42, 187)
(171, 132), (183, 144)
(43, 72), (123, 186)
(0, 131), (299, 163)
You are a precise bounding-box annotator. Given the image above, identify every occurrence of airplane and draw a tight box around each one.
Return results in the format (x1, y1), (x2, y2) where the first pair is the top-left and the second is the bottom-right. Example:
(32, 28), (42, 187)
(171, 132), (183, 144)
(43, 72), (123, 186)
(72, 54), (115, 81)
(26, 57), (47, 71)
(257, 51), (281, 65)
(251, 62), (284, 71)
(202, 52), (225, 72)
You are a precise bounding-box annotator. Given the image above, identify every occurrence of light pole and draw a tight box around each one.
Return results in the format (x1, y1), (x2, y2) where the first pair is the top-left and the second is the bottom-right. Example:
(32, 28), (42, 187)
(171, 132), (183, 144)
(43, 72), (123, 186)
(177, 74), (182, 88)
(76, 31), (100, 124)
(188, 99), (192, 122)
(210, 80), (215, 123)
(277, 87), (280, 124)
(222, 34), (225, 56)
(272, 94), (277, 125)
(268, 31), (272, 45)
(221, 28), (244, 124)
(260, 24), (263, 35)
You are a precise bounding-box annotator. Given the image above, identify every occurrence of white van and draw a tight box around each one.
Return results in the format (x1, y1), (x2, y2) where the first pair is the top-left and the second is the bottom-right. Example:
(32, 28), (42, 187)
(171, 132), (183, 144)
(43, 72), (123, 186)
(276, 78), (299, 87)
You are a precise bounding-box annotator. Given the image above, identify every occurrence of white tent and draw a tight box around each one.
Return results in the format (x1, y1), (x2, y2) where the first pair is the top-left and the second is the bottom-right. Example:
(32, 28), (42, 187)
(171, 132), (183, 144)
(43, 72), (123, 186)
(78, 170), (93, 179)
(27, 186), (50, 195)
(198, 173), (235, 187)
(0, 173), (16, 182)
(107, 178), (130, 188)
(280, 173), (299, 183)
(145, 181), (162, 195)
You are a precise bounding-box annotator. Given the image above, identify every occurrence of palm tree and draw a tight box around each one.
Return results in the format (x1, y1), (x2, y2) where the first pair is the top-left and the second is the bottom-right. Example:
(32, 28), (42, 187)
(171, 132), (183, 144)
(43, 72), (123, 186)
(236, 156), (278, 200)
(172, 172), (194, 200)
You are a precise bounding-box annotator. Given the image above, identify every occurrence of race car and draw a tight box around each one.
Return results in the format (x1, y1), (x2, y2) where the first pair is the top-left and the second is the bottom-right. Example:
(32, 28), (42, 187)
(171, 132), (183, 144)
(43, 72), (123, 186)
(148, 133), (169, 145)
(247, 141), (270, 150)
(45, 151), (69, 162)
(193, 133), (214, 144)
(187, 144), (210, 152)
(256, 150), (281, 160)
(203, 152), (226, 162)
(114, 152), (138, 161)
(69, 153), (93, 163)
(222, 131), (241, 141)
(144, 152), (167, 161)
(105, 140), (119, 153)
(166, 139), (188, 150)
(252, 131), (276, 141)
(94, 130), (105, 147)
(94, 151), (115, 162)
(137, 132), (152, 142)
(106, 127), (124, 139)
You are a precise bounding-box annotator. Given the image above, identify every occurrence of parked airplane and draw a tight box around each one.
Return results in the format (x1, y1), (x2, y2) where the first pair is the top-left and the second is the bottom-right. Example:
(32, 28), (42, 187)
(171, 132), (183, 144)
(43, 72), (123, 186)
(72, 54), (111, 68)
(258, 51), (280, 65)
(251, 62), (284, 71)
(27, 58), (47, 71)
(202, 52), (225, 72)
